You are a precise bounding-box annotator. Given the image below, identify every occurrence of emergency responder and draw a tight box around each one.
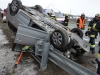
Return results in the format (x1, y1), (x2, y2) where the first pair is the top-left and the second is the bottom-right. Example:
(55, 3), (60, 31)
(76, 13), (85, 29)
(63, 14), (69, 27)
(91, 19), (100, 75)
(95, 49), (100, 75)
(85, 14), (100, 54)
(50, 13), (56, 20)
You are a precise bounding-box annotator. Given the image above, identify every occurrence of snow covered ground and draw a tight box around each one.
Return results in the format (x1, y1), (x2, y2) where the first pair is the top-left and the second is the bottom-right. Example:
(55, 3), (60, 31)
(0, 29), (8, 47)
(0, 29), (37, 75)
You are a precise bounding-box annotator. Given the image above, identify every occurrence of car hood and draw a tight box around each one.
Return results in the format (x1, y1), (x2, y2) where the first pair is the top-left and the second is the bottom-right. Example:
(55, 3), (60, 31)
(71, 33), (89, 52)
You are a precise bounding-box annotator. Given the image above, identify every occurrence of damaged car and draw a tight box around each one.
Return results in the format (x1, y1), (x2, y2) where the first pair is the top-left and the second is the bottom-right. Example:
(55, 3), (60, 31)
(6, 0), (89, 59)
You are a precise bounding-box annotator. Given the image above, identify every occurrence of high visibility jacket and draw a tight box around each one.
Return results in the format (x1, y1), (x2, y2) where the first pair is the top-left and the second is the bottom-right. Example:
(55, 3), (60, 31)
(64, 16), (69, 26)
(88, 18), (99, 31)
(92, 20), (100, 64)
(77, 17), (85, 28)
(88, 18), (99, 38)
(93, 20), (100, 31)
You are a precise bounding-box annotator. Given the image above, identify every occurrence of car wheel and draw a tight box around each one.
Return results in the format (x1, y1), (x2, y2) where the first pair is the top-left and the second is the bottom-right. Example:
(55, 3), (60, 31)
(10, 0), (22, 16)
(33, 5), (43, 13)
(50, 29), (69, 52)
(71, 28), (83, 38)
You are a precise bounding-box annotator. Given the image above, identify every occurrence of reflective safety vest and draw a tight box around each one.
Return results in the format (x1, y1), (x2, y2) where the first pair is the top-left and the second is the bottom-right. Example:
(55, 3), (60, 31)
(88, 23), (96, 31)
(78, 17), (85, 28)
(93, 24), (100, 31)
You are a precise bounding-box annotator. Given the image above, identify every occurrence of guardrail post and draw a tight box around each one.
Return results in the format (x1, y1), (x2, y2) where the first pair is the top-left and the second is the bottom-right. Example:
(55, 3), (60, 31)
(40, 42), (50, 70)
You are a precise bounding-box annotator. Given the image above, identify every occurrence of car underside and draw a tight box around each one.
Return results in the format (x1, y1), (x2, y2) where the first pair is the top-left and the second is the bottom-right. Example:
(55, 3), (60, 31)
(6, 0), (89, 60)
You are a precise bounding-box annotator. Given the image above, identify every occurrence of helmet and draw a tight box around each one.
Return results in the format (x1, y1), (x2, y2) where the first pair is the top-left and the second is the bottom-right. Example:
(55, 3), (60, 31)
(65, 14), (68, 16)
(95, 14), (100, 17)
(81, 13), (85, 16)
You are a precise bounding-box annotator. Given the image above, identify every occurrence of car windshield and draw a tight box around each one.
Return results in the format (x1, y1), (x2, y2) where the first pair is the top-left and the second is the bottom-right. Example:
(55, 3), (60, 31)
(55, 13), (64, 18)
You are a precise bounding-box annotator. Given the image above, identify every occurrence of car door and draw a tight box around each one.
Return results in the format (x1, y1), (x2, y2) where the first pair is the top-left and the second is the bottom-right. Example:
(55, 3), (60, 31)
(14, 24), (49, 46)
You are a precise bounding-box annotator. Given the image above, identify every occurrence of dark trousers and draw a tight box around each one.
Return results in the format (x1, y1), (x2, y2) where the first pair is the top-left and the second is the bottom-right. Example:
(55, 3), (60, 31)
(89, 31), (98, 52)
(97, 66), (100, 75)
(95, 58), (100, 75)
(89, 37), (95, 51)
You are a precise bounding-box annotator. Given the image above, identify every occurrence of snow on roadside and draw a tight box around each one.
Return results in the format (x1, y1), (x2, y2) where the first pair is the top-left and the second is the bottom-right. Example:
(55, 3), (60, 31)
(0, 29), (8, 47)
(0, 29), (37, 75)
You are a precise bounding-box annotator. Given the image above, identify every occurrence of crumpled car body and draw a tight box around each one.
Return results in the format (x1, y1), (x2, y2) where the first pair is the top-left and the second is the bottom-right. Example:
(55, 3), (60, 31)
(6, 0), (89, 57)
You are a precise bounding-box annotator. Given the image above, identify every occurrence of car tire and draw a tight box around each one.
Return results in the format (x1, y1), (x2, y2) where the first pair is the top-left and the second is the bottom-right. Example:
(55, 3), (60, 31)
(33, 5), (43, 13)
(10, 0), (22, 16)
(71, 28), (83, 38)
(50, 29), (69, 52)
(61, 39), (74, 52)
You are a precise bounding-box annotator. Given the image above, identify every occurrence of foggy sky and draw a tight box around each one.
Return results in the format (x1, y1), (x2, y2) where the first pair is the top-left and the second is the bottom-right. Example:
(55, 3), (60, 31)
(0, 0), (99, 17)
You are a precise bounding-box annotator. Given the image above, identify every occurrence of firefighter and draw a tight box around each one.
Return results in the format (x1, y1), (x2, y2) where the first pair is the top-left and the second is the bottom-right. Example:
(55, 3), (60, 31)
(76, 13), (85, 29)
(63, 14), (69, 27)
(50, 13), (56, 20)
(85, 14), (100, 54)
(92, 19), (100, 75)
(95, 49), (100, 75)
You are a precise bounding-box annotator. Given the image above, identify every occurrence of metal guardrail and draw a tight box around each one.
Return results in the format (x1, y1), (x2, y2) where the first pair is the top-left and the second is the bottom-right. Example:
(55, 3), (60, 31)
(13, 41), (97, 75)
(30, 41), (97, 75)
(49, 49), (97, 75)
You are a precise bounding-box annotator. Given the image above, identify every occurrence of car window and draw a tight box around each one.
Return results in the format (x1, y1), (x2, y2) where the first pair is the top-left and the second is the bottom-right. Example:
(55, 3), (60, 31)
(28, 21), (45, 31)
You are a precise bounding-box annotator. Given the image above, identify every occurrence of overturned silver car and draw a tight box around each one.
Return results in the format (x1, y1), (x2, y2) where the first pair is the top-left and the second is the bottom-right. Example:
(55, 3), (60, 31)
(6, 0), (89, 58)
